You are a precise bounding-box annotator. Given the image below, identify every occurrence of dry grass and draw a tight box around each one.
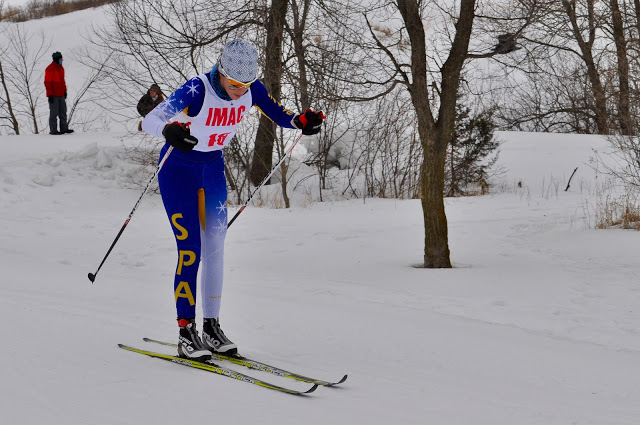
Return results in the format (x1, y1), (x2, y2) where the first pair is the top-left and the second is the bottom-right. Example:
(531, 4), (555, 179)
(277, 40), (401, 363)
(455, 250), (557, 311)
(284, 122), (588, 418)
(595, 192), (640, 230)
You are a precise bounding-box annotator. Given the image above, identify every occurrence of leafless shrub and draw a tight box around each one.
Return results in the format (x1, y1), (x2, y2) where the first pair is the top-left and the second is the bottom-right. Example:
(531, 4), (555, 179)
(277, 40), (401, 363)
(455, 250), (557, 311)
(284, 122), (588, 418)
(592, 135), (640, 189)
(352, 90), (421, 199)
(0, 25), (50, 134)
(595, 190), (640, 230)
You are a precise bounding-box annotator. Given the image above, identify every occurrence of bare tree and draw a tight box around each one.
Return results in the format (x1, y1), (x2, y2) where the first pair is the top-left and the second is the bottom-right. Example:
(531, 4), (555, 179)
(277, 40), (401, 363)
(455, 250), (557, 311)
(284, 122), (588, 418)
(593, 135), (640, 188)
(66, 49), (115, 131)
(250, 0), (349, 201)
(2, 24), (50, 133)
(489, 0), (640, 136)
(316, 0), (539, 267)
(0, 60), (20, 134)
(250, 0), (289, 186)
(609, 0), (633, 135)
(401, 0), (474, 267)
(351, 90), (421, 199)
(561, 0), (611, 134)
(287, 0), (311, 109)
(288, 25), (357, 200)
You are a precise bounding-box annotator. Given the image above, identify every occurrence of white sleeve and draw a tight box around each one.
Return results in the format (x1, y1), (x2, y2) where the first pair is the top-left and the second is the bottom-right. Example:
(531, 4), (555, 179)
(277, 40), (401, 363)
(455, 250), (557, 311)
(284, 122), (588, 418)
(141, 107), (167, 138)
(141, 76), (204, 138)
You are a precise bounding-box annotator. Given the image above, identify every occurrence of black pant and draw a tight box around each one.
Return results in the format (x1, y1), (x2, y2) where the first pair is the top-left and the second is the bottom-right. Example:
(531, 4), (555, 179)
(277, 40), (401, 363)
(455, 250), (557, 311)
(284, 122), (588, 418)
(48, 97), (68, 133)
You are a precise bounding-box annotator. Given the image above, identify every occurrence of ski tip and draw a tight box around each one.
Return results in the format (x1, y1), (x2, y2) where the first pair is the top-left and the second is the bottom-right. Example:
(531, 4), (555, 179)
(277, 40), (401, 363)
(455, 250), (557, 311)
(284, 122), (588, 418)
(304, 384), (319, 394)
(323, 374), (348, 387)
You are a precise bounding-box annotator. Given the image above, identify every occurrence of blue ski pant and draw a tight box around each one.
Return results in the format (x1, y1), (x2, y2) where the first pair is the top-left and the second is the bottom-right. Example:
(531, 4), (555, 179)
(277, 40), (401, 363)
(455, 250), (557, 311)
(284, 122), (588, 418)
(157, 144), (228, 319)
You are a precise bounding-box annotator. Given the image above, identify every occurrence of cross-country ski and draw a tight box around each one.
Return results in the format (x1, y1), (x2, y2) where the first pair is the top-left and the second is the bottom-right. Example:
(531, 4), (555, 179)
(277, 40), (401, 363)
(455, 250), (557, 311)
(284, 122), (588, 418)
(118, 344), (318, 396)
(142, 337), (348, 386)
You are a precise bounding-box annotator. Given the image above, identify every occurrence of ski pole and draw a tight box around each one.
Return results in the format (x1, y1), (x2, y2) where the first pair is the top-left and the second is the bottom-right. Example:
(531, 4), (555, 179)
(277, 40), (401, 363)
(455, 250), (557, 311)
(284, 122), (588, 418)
(227, 132), (304, 228)
(88, 146), (174, 283)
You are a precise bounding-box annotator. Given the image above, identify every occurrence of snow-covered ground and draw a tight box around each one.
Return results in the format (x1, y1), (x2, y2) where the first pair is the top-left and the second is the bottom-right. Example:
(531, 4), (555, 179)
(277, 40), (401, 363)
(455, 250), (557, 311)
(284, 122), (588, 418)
(1, 130), (640, 425)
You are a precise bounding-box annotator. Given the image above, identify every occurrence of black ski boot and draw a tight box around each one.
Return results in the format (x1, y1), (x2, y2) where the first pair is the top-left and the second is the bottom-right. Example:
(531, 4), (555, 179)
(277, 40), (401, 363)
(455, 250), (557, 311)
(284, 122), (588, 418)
(202, 318), (238, 355)
(177, 318), (211, 361)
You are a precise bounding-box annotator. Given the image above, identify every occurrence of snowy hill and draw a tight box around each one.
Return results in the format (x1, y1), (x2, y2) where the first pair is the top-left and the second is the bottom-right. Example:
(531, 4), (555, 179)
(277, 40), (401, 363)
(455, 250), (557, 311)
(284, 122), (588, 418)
(0, 6), (137, 133)
(1, 128), (640, 424)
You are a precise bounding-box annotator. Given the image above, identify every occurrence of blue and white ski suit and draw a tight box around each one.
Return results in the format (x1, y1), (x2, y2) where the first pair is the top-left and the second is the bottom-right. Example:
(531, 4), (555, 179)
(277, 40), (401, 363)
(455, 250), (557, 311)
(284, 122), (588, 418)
(142, 67), (297, 319)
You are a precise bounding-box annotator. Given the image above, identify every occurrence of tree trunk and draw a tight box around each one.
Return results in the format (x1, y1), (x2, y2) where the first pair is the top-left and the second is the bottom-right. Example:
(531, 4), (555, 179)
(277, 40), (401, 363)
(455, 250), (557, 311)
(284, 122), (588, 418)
(250, 0), (288, 186)
(634, 0), (640, 38)
(421, 141), (451, 267)
(562, 0), (610, 135)
(290, 0), (311, 110)
(279, 156), (290, 208)
(0, 61), (20, 135)
(609, 0), (633, 135)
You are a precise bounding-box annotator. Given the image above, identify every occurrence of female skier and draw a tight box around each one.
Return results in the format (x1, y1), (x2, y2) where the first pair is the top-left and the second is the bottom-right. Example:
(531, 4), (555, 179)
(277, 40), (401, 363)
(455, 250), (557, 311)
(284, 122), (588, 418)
(142, 39), (324, 360)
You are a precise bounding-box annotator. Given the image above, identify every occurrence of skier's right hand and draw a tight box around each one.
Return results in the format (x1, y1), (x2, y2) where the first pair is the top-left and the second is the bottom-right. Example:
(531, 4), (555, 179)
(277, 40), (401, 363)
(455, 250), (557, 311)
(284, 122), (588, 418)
(162, 122), (198, 152)
(48, 96), (54, 104)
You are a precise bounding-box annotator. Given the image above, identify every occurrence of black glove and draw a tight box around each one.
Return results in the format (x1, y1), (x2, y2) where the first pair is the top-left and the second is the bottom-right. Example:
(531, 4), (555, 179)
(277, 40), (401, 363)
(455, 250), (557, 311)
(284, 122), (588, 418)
(293, 109), (326, 135)
(64, 92), (67, 99)
(162, 122), (198, 152)
(48, 96), (54, 104)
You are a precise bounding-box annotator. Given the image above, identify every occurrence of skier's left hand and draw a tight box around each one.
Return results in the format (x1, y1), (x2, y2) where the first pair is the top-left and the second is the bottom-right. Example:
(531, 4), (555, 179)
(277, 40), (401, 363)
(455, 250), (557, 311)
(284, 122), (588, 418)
(293, 109), (326, 135)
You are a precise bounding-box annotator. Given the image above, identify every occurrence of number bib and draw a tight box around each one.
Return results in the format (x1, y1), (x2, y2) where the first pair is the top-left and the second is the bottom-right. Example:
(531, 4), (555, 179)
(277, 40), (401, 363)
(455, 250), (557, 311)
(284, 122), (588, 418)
(187, 74), (253, 152)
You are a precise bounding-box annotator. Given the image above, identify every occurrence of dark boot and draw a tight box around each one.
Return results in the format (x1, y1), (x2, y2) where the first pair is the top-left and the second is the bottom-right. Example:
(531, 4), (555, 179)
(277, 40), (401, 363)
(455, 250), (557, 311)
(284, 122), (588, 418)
(177, 318), (211, 361)
(202, 318), (238, 355)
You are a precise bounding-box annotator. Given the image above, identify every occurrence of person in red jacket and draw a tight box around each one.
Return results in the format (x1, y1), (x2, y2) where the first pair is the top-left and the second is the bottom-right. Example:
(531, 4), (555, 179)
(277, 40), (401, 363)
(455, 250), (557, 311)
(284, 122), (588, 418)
(44, 51), (73, 135)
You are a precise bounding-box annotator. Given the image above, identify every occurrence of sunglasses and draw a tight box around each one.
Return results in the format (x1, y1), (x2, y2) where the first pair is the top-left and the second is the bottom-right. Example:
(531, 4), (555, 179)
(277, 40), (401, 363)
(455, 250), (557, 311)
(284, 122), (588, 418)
(218, 62), (256, 90)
